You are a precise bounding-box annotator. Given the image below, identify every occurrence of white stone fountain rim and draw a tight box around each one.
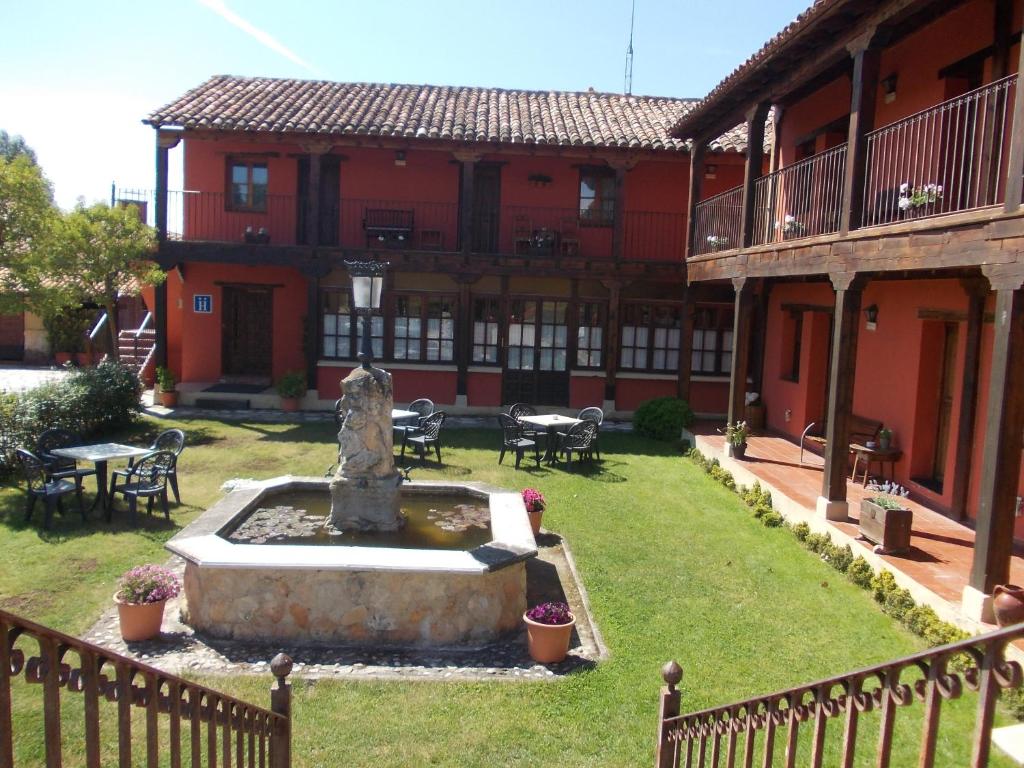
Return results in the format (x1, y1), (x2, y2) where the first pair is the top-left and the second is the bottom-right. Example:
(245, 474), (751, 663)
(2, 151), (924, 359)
(166, 477), (537, 575)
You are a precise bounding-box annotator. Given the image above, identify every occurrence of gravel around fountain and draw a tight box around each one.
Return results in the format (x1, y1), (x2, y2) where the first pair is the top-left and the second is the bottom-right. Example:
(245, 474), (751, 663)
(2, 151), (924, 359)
(83, 531), (605, 681)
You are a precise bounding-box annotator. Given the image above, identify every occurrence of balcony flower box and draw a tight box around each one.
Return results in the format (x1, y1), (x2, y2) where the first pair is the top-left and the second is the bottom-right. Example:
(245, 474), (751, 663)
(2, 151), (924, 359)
(858, 499), (912, 555)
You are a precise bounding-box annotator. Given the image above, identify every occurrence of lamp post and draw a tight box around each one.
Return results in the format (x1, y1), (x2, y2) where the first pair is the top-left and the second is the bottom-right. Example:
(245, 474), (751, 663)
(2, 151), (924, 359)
(345, 260), (387, 370)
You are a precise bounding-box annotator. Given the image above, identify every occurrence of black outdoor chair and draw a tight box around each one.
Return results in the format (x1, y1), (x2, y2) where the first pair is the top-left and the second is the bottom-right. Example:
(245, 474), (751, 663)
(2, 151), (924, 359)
(498, 413), (541, 469)
(509, 402), (545, 442)
(16, 448), (84, 529)
(110, 429), (185, 504)
(36, 428), (97, 491)
(109, 450), (177, 525)
(558, 421), (599, 468)
(394, 398), (434, 454)
(405, 411), (446, 463)
(577, 406), (605, 460)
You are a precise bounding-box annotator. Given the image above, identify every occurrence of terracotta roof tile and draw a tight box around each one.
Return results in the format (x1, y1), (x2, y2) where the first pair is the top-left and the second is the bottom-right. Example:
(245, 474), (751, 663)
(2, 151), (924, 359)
(146, 75), (758, 154)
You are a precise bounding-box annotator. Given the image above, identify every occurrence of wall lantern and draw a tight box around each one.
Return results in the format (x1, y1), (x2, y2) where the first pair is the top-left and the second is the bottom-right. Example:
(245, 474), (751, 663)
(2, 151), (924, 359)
(704, 164), (718, 180)
(345, 260), (388, 369)
(882, 74), (898, 104)
(864, 303), (879, 330)
(394, 150), (407, 166)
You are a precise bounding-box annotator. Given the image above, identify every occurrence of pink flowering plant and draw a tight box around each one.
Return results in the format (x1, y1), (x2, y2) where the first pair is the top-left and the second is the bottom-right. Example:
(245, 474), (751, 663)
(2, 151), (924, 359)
(525, 601), (573, 625)
(115, 565), (181, 605)
(522, 488), (546, 513)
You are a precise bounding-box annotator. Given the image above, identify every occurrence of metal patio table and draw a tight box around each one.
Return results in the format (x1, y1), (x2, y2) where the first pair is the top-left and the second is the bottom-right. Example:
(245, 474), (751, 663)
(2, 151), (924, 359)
(518, 414), (583, 463)
(49, 443), (153, 517)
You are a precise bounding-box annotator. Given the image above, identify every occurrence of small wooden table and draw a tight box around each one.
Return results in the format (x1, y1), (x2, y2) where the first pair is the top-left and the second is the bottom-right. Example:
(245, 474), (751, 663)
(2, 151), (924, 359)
(849, 443), (902, 486)
(50, 443), (153, 515)
(519, 414), (582, 463)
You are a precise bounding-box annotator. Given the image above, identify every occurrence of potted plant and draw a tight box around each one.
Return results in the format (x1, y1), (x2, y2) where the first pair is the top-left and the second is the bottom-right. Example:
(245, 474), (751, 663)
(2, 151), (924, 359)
(523, 601), (575, 663)
(859, 481), (912, 555)
(276, 370), (307, 412)
(898, 182), (943, 217)
(156, 366), (178, 407)
(114, 564), (181, 642)
(993, 585), (1024, 627)
(721, 420), (750, 459)
(522, 488), (546, 536)
(877, 426), (893, 451)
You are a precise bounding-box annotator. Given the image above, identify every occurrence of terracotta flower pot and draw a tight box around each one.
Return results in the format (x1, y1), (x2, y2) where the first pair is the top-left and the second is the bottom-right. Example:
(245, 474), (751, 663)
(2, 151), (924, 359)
(993, 585), (1024, 627)
(528, 509), (543, 536)
(115, 596), (167, 642)
(75, 352), (93, 367)
(159, 389), (178, 408)
(54, 352), (73, 365)
(524, 613), (575, 663)
(280, 396), (300, 412)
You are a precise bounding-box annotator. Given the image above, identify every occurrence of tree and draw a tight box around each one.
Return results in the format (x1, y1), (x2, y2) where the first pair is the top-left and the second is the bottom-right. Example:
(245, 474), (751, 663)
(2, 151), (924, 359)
(49, 203), (162, 357)
(0, 130), (40, 166)
(0, 154), (59, 315)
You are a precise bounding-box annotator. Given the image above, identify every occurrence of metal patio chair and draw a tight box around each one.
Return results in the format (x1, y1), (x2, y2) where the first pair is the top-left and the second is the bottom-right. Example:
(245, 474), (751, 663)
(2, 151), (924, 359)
(36, 428), (97, 490)
(498, 413), (541, 469)
(577, 406), (605, 460)
(558, 420), (599, 468)
(110, 429), (186, 504)
(405, 411), (446, 463)
(394, 398), (435, 455)
(109, 450), (176, 525)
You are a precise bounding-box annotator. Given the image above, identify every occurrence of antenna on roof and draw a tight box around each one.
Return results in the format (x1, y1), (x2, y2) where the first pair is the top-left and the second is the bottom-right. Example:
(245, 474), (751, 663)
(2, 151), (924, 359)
(624, 0), (636, 95)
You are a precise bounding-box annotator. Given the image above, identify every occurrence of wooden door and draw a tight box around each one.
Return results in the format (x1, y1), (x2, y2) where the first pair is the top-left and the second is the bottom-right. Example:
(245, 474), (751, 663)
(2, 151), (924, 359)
(930, 322), (959, 486)
(471, 165), (501, 253)
(502, 299), (569, 406)
(296, 157), (341, 246)
(0, 313), (24, 360)
(221, 286), (273, 378)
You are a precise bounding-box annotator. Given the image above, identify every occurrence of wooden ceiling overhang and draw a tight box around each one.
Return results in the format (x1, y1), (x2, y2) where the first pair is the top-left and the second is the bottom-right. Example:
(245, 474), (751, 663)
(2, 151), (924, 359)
(672, 0), (972, 144)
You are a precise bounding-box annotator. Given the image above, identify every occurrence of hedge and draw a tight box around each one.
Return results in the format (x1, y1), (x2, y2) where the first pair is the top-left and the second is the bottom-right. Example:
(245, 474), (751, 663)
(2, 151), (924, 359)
(0, 361), (142, 471)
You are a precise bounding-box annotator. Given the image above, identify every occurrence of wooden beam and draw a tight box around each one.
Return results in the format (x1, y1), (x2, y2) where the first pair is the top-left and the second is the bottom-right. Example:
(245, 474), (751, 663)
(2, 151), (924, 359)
(740, 103), (771, 248)
(839, 35), (880, 235)
(612, 166), (628, 263)
(1005, 23), (1024, 211)
(819, 272), (864, 519)
(154, 132), (171, 370)
(459, 158), (475, 255)
(727, 276), (754, 424)
(684, 141), (707, 260)
(304, 273), (320, 389)
(992, 0), (1014, 79)
(603, 280), (622, 403)
(305, 151), (322, 248)
(950, 277), (988, 521)
(969, 281), (1024, 594)
(677, 288), (695, 402)
(455, 275), (476, 397)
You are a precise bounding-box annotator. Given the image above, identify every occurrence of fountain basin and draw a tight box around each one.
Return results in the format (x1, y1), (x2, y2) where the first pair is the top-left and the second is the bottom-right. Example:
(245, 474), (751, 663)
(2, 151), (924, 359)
(166, 478), (537, 648)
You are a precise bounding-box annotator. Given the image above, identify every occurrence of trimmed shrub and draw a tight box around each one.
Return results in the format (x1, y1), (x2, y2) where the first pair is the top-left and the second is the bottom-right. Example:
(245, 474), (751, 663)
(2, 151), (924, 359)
(791, 522), (811, 542)
(633, 397), (694, 442)
(760, 511), (784, 527)
(847, 557), (874, 589)
(0, 361), (141, 471)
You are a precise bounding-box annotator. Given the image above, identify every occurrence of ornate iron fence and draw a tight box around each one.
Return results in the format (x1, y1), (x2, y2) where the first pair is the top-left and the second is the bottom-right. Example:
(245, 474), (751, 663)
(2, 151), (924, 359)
(0, 608), (292, 768)
(691, 186), (743, 257)
(655, 622), (1024, 768)
(862, 75), (1016, 227)
(751, 144), (848, 246)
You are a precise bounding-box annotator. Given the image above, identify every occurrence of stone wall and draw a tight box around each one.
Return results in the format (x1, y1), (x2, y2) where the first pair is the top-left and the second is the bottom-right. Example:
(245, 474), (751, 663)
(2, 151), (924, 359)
(181, 561), (527, 648)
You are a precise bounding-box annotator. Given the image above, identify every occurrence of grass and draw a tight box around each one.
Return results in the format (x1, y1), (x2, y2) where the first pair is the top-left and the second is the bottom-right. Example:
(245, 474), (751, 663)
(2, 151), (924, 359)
(0, 416), (1011, 766)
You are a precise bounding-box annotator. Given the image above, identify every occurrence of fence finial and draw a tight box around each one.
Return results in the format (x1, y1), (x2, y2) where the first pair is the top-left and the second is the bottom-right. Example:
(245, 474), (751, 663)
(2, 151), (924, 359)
(661, 660), (683, 691)
(271, 653), (293, 682)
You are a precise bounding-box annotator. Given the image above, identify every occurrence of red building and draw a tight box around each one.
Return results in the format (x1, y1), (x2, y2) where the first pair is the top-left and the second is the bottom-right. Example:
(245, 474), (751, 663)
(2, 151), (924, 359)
(135, 78), (751, 416)
(675, 0), (1024, 622)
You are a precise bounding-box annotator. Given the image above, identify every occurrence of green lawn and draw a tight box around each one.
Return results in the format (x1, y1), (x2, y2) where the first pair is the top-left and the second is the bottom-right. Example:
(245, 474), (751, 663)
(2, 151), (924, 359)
(0, 417), (1007, 766)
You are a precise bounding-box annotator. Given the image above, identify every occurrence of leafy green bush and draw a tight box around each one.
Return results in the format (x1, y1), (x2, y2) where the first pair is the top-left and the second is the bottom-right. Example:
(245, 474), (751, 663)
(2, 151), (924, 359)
(791, 522), (811, 542)
(0, 361), (141, 470)
(846, 556), (874, 589)
(42, 307), (92, 354)
(633, 397), (694, 442)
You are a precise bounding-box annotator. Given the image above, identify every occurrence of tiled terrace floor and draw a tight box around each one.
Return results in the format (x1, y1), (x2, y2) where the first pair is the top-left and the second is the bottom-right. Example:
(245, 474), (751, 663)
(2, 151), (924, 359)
(691, 423), (1024, 633)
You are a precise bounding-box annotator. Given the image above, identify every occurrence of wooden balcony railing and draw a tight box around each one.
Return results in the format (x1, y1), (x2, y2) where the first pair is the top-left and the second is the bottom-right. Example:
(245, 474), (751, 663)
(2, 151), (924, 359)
(752, 143), (848, 246)
(654, 621), (1024, 768)
(862, 75), (1016, 227)
(691, 186), (743, 256)
(0, 608), (292, 768)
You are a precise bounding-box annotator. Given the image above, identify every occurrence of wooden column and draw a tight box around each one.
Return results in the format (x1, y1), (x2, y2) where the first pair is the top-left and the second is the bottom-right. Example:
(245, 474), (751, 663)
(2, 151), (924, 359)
(967, 274), (1024, 603)
(992, 0), (1013, 78)
(950, 277), (989, 521)
(608, 158), (636, 263)
(677, 288), (695, 403)
(455, 275), (477, 400)
(683, 140), (706, 260)
(153, 130), (179, 370)
(304, 148), (323, 247)
(727, 277), (754, 426)
(455, 152), (480, 256)
(301, 267), (327, 392)
(818, 273), (864, 520)
(839, 32), (880, 235)
(603, 280), (622, 405)
(768, 107), (785, 175)
(740, 102), (771, 248)
(749, 280), (771, 395)
(1004, 20), (1024, 211)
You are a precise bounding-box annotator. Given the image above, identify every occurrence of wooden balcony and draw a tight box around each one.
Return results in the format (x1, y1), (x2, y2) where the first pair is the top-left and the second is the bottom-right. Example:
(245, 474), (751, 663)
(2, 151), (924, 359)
(117, 188), (686, 265)
(688, 76), (1020, 275)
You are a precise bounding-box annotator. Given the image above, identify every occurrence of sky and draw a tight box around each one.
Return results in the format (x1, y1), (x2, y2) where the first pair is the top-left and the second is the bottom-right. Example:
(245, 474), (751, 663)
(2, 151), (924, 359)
(0, 0), (809, 210)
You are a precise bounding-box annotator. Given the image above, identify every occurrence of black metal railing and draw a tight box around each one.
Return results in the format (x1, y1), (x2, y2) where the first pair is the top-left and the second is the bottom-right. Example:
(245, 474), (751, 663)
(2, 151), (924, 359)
(863, 75), (1016, 227)
(0, 608), (292, 768)
(691, 186), (743, 256)
(752, 143), (848, 246)
(655, 621), (1024, 768)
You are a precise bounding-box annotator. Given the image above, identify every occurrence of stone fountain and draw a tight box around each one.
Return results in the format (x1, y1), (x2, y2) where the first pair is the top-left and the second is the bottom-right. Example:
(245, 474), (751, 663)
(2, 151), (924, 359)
(329, 365), (404, 531)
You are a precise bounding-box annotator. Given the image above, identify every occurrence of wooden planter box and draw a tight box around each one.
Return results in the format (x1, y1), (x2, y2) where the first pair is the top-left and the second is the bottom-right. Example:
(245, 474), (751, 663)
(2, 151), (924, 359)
(858, 499), (913, 554)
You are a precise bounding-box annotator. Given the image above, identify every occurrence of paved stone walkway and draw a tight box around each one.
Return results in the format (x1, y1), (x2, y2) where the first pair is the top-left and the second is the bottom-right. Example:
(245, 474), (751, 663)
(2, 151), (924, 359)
(0, 364), (69, 393)
(84, 532), (606, 681)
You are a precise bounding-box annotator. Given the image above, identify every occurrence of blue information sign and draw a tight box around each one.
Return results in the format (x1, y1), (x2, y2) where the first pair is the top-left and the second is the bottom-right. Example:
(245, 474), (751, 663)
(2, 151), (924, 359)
(193, 294), (213, 314)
